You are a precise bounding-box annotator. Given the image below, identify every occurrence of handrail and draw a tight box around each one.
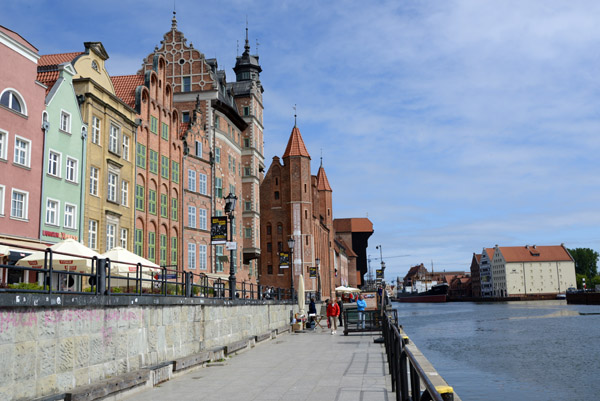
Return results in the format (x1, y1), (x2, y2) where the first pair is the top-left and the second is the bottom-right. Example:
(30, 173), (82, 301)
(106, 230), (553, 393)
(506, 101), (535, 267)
(382, 310), (457, 401)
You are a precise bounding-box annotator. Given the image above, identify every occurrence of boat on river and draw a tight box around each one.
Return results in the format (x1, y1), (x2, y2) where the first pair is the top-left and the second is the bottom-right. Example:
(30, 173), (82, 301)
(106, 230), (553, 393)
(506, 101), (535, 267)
(393, 282), (449, 303)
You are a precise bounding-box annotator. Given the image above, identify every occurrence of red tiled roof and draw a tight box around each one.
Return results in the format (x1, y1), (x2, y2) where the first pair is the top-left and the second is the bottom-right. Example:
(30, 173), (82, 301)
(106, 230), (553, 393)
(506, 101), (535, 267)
(475, 254), (482, 263)
(111, 75), (144, 108)
(39, 52), (82, 66)
(333, 218), (373, 233)
(282, 125), (310, 158)
(499, 245), (572, 263)
(316, 166), (332, 191)
(36, 70), (60, 95)
(484, 248), (495, 259)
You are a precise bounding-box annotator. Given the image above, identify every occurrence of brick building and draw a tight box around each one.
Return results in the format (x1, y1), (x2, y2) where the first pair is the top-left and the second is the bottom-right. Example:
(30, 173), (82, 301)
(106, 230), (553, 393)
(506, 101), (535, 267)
(141, 14), (263, 283)
(470, 253), (482, 297)
(332, 218), (374, 287)
(259, 124), (335, 299)
(111, 53), (183, 270)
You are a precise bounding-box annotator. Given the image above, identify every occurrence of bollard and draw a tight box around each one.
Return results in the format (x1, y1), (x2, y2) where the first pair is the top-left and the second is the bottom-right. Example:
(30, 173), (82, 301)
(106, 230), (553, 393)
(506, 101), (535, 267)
(97, 258), (107, 295)
(185, 271), (192, 297)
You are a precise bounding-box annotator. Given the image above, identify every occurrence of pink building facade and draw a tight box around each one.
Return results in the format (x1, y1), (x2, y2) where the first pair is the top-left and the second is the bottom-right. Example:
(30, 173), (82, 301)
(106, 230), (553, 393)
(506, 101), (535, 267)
(0, 26), (46, 240)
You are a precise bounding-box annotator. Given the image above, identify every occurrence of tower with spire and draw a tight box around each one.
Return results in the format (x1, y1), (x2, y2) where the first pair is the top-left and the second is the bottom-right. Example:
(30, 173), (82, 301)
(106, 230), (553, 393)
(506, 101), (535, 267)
(259, 122), (336, 299)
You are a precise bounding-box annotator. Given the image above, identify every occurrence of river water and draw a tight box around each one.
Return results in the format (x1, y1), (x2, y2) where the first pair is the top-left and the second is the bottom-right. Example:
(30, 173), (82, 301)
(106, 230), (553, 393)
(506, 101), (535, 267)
(392, 300), (600, 401)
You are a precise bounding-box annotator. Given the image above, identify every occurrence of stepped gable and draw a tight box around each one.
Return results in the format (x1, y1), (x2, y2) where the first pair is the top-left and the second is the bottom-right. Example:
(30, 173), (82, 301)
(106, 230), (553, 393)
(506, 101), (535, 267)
(282, 125), (310, 158)
(111, 74), (144, 108)
(316, 165), (332, 191)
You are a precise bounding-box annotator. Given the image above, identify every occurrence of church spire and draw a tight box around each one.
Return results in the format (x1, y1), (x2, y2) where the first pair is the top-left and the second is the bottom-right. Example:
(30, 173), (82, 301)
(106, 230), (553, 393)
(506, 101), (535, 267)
(244, 18), (250, 54)
(171, 10), (177, 30)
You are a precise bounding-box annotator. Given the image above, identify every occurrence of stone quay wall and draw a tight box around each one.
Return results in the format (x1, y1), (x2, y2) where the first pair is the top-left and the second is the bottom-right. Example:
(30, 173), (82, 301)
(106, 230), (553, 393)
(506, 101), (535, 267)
(0, 294), (298, 400)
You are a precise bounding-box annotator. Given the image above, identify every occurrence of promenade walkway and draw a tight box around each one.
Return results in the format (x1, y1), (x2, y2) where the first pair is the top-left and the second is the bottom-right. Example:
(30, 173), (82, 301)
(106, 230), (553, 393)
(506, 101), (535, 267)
(124, 326), (392, 401)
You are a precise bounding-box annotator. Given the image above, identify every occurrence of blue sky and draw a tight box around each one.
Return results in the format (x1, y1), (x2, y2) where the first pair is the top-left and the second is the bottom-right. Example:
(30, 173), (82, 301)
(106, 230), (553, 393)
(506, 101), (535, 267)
(4, 1), (600, 280)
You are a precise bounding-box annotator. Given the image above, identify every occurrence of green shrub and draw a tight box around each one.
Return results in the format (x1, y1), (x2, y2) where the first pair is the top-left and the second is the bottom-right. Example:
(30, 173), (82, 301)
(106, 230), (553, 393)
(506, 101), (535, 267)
(8, 282), (43, 291)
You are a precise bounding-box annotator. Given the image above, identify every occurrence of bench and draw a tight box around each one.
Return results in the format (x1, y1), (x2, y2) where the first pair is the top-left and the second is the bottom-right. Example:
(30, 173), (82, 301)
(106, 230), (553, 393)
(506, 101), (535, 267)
(65, 369), (150, 401)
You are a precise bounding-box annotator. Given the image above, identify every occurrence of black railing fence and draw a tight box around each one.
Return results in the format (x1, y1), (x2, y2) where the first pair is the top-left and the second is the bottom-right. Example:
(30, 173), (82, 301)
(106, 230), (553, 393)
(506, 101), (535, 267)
(381, 311), (456, 401)
(0, 244), (292, 301)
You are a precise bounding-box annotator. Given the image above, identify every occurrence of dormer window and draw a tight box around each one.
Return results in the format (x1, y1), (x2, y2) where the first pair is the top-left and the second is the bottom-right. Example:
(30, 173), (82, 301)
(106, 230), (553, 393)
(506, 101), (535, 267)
(91, 60), (99, 72)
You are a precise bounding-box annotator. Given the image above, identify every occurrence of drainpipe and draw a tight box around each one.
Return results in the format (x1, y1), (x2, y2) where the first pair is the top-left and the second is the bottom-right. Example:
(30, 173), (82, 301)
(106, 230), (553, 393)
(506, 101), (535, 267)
(79, 124), (88, 244)
(39, 117), (49, 242)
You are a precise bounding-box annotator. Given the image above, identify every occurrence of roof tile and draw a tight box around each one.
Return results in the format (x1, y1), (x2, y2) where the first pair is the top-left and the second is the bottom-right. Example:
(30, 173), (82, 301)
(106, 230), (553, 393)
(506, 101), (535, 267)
(39, 52), (82, 67)
(316, 166), (332, 191)
(282, 125), (310, 158)
(499, 245), (572, 263)
(110, 74), (144, 108)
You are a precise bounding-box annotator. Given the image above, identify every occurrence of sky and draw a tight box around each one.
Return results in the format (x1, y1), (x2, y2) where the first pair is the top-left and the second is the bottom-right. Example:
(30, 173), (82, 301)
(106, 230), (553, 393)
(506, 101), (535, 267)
(3, 0), (600, 280)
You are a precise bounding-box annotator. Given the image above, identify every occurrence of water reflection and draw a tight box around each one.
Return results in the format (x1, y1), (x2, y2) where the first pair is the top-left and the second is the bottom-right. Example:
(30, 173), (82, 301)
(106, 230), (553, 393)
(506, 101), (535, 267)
(393, 301), (600, 401)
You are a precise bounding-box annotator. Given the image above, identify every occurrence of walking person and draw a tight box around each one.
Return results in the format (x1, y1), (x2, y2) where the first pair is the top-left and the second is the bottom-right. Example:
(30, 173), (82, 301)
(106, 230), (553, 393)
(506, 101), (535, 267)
(326, 298), (340, 334)
(336, 297), (344, 327)
(356, 294), (367, 329)
(308, 297), (317, 329)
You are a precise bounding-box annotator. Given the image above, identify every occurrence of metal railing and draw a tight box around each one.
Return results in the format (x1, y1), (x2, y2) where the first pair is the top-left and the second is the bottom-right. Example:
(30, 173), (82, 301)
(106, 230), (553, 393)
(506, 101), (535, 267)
(382, 311), (456, 401)
(0, 244), (292, 301)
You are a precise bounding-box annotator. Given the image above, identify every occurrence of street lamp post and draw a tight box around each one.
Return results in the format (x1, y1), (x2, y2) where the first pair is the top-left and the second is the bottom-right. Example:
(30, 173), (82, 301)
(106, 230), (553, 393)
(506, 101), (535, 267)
(225, 193), (237, 300)
(376, 245), (385, 287)
(287, 237), (295, 301)
(316, 258), (321, 301)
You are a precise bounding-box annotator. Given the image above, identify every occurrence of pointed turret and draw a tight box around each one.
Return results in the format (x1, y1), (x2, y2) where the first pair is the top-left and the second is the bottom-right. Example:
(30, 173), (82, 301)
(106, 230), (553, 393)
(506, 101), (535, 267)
(316, 165), (332, 191)
(234, 24), (262, 83)
(282, 125), (310, 158)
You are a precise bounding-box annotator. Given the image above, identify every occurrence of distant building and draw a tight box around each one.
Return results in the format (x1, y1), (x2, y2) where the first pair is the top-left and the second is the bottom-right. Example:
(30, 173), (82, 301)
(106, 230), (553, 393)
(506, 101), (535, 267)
(470, 253), (482, 298)
(334, 237), (356, 288)
(479, 248), (495, 297)
(403, 263), (429, 291)
(448, 275), (472, 298)
(332, 218), (373, 287)
(488, 244), (576, 297)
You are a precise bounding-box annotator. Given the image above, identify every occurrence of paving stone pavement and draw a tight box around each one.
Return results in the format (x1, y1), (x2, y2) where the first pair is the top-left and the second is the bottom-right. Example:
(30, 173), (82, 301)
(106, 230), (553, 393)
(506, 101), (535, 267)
(124, 327), (392, 401)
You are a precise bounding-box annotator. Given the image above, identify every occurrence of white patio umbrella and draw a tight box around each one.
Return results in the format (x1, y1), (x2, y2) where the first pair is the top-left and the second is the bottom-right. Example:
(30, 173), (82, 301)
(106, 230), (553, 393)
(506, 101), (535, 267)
(297, 274), (306, 313)
(15, 238), (101, 273)
(101, 247), (160, 277)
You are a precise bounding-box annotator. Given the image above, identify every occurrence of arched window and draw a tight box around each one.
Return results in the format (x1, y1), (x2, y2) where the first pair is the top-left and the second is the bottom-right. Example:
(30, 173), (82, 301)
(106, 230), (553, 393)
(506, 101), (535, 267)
(0, 89), (26, 115)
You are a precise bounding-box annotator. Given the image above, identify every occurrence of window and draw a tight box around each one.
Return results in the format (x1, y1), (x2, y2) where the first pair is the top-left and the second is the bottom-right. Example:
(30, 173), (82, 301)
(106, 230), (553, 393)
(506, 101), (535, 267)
(136, 143), (146, 168)
(244, 138), (250, 148)
(171, 161), (179, 183)
(215, 147), (221, 163)
(92, 116), (101, 144)
(107, 173), (117, 202)
(134, 229), (143, 256)
(150, 116), (158, 134)
(188, 170), (196, 192)
(243, 106), (249, 116)
(245, 201), (252, 211)
(199, 173), (207, 195)
(106, 223), (116, 251)
(267, 265), (273, 275)
(161, 122), (169, 140)
(277, 224), (283, 234)
(121, 180), (129, 206)
(148, 231), (155, 262)
(274, 191), (279, 200)
(109, 123), (120, 154)
(11, 189), (28, 219)
(46, 199), (60, 226)
(229, 184), (235, 196)
(278, 242), (282, 252)
(90, 167), (99, 196)
(215, 177), (222, 198)
(188, 206), (196, 228)
(88, 220), (98, 249)
(195, 140), (202, 157)
(215, 117), (220, 129)
(122, 136), (130, 161)
(161, 156), (169, 179)
(199, 208), (207, 230)
(188, 243), (196, 269)
(182, 76), (191, 92)
(119, 228), (128, 249)
(60, 111), (71, 133)
(245, 228), (252, 238)
(66, 157), (77, 182)
(228, 155), (232, 171)
(216, 245), (223, 272)
(148, 189), (157, 215)
(64, 203), (76, 229)
(14, 136), (30, 167)
(244, 167), (251, 176)
(47, 151), (61, 177)
(182, 111), (190, 123)
(135, 185), (144, 211)
(0, 130), (7, 160)
(199, 244), (207, 270)
(149, 150), (158, 174)
(266, 225), (271, 235)
(267, 242), (272, 252)
(1, 90), (24, 113)
(160, 194), (167, 217)
(171, 198), (178, 220)
(160, 234), (167, 265)
(0, 185), (4, 215)
(171, 237), (177, 264)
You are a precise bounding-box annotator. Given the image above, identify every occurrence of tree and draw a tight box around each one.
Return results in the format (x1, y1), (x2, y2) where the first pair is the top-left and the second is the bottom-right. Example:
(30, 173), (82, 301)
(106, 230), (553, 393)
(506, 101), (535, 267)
(568, 248), (599, 279)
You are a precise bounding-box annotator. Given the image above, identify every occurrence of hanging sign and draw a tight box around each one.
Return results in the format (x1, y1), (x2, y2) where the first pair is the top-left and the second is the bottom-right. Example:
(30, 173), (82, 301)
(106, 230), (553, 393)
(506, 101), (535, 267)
(211, 216), (228, 244)
(376, 269), (384, 279)
(309, 266), (317, 278)
(279, 252), (290, 268)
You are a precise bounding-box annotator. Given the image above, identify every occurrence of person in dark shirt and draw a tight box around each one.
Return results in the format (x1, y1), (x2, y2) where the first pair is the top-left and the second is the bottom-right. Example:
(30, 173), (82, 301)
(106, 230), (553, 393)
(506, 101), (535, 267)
(336, 297), (344, 327)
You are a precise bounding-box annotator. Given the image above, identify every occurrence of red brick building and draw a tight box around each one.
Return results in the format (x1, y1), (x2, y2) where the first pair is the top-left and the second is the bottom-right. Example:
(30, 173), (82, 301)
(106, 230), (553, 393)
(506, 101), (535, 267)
(259, 124), (335, 299)
(112, 54), (182, 271)
(141, 14), (263, 284)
